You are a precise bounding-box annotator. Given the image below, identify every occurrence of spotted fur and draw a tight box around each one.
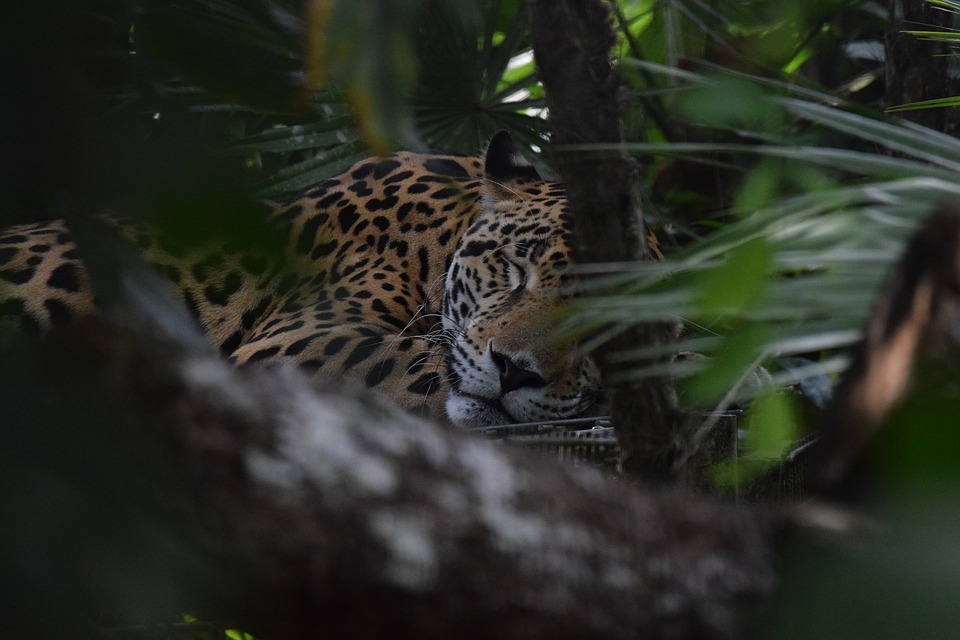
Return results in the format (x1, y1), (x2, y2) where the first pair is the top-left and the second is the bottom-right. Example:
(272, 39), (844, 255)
(0, 131), (603, 426)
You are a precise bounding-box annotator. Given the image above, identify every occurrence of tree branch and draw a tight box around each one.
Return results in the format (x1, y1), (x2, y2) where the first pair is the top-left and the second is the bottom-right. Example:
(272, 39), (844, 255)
(1, 319), (778, 640)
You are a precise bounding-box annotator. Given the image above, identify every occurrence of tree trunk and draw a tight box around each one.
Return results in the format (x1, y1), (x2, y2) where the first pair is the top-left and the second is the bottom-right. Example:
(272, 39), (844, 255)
(886, 0), (960, 135)
(525, 0), (683, 480)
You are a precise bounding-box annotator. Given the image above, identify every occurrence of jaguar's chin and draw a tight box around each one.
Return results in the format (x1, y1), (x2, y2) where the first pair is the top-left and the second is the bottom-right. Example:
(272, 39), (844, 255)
(445, 386), (607, 428)
(445, 389), (513, 428)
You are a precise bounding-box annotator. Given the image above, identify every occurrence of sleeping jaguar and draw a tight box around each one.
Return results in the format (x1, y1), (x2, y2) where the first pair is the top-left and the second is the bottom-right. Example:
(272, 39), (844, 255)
(0, 131), (603, 427)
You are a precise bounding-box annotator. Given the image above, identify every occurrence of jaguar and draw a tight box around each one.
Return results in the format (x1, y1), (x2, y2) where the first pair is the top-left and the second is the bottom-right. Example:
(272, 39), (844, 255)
(0, 131), (604, 427)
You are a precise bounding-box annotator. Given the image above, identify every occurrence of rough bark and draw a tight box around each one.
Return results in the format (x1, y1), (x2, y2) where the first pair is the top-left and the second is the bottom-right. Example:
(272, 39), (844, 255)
(0, 319), (779, 640)
(525, 0), (682, 480)
(886, 0), (960, 135)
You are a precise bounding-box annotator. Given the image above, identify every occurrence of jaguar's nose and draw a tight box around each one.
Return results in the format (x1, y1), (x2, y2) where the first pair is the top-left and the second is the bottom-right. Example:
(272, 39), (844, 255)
(490, 349), (546, 394)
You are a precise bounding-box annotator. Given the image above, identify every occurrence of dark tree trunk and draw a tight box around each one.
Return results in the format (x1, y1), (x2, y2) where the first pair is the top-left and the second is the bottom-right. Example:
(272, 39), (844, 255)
(524, 0), (683, 480)
(886, 0), (960, 135)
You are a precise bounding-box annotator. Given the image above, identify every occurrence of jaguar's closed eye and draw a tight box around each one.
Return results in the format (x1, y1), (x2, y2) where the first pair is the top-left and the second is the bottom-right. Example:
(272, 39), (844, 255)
(507, 260), (529, 291)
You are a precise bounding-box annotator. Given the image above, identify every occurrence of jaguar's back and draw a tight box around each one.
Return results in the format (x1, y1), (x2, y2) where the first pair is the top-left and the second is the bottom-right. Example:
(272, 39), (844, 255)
(0, 132), (603, 426)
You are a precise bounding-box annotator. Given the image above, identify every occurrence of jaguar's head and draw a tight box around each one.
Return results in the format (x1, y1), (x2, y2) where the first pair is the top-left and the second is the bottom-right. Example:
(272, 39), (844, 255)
(442, 131), (604, 427)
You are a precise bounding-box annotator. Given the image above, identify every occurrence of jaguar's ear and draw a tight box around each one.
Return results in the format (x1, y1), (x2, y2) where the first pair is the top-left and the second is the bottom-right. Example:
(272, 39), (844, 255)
(484, 131), (542, 194)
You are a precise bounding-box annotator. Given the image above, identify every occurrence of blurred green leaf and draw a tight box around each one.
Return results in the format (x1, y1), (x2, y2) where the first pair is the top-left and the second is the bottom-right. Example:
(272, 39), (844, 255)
(697, 237), (775, 316)
(323, 0), (421, 153)
(780, 98), (960, 171)
(868, 378), (960, 491)
(743, 391), (799, 459)
(684, 325), (773, 404)
(713, 390), (799, 487)
(680, 78), (783, 132)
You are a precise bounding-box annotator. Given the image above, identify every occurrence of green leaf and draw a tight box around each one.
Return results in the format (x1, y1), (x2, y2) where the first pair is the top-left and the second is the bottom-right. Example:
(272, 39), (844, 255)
(684, 326), (773, 404)
(255, 140), (367, 197)
(620, 141), (960, 181)
(886, 96), (960, 112)
(322, 0), (421, 153)
(779, 98), (960, 172)
(229, 119), (357, 154)
(742, 391), (800, 460)
(696, 237), (775, 316)
(712, 391), (800, 488)
(927, 0), (960, 10)
(680, 78), (783, 133)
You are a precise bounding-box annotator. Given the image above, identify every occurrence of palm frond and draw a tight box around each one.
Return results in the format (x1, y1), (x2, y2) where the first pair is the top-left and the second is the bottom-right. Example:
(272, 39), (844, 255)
(570, 86), (960, 416)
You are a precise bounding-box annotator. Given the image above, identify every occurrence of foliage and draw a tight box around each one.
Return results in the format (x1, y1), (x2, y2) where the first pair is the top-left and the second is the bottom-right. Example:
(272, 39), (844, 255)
(0, 0), (545, 216)
(144, 0), (547, 190)
(564, 0), (960, 485)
